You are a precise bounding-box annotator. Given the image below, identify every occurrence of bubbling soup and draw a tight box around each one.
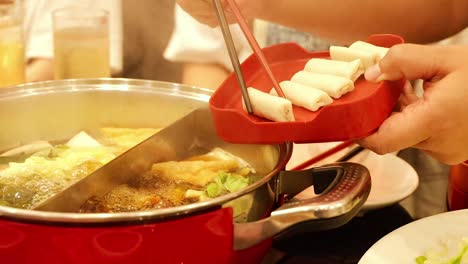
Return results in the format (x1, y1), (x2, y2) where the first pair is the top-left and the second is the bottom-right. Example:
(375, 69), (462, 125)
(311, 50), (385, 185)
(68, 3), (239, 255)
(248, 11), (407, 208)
(0, 128), (258, 213)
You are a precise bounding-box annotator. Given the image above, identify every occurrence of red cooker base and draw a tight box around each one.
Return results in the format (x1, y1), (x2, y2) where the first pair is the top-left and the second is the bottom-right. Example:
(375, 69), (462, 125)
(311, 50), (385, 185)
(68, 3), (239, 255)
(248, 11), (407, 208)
(0, 208), (272, 264)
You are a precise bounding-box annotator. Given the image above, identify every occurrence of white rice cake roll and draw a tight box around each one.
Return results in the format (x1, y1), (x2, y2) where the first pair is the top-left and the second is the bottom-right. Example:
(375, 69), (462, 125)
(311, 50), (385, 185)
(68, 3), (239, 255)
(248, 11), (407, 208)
(349, 41), (389, 60)
(330, 46), (378, 72)
(304, 58), (362, 81)
(290, 71), (354, 99)
(243, 87), (295, 122)
(269, 81), (333, 112)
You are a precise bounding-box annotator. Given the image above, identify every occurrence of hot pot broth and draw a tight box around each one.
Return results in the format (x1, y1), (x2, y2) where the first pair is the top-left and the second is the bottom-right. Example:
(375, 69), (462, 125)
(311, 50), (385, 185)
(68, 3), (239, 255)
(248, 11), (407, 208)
(0, 128), (159, 209)
(0, 128), (259, 212)
(80, 148), (258, 213)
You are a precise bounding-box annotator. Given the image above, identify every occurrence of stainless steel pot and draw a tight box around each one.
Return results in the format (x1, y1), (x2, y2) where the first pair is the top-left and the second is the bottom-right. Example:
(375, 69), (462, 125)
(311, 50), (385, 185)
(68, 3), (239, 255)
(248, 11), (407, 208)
(0, 79), (371, 263)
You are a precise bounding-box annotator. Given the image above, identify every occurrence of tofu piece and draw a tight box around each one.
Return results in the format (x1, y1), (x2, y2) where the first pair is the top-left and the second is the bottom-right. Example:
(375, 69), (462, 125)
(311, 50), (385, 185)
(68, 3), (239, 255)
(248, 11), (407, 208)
(66, 131), (101, 148)
(151, 160), (239, 187)
(243, 87), (295, 122)
(330, 46), (379, 72)
(270, 81), (333, 111)
(291, 71), (354, 99)
(304, 58), (362, 81)
(349, 41), (389, 60)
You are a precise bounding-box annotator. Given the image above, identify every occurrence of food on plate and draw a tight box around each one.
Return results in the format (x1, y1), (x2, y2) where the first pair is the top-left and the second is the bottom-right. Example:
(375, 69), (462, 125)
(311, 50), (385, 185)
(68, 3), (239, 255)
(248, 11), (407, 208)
(349, 41), (389, 60)
(240, 41), (388, 122)
(243, 87), (295, 122)
(330, 46), (379, 72)
(291, 71), (354, 99)
(415, 236), (468, 264)
(80, 147), (258, 214)
(304, 58), (362, 81)
(0, 128), (158, 209)
(269, 81), (333, 111)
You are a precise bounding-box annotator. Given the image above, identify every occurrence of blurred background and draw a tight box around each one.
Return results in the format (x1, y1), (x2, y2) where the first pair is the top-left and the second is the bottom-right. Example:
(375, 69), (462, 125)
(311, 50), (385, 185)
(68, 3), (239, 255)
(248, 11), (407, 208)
(1, 1), (468, 263)
(121, 0), (182, 82)
(1, 0), (468, 222)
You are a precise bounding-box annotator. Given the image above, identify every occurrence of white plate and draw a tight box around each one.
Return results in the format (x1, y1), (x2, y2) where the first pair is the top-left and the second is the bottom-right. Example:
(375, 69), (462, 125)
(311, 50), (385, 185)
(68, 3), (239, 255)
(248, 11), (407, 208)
(359, 209), (468, 264)
(287, 143), (419, 211)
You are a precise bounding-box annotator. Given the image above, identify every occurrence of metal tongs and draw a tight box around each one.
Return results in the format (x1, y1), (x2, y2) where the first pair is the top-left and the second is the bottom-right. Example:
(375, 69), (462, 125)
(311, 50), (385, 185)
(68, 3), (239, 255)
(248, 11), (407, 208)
(212, 0), (285, 114)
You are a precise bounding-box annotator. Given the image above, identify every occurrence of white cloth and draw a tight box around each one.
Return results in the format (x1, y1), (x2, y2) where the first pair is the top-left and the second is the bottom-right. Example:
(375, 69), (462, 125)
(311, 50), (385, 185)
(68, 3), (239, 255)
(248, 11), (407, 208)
(23, 0), (122, 72)
(163, 4), (252, 72)
(164, 5), (334, 71)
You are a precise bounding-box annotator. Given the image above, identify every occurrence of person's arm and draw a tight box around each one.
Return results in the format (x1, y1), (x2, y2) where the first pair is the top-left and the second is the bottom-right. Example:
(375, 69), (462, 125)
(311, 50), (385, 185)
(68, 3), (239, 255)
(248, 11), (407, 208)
(177, 0), (468, 44)
(23, 0), (66, 83)
(260, 0), (468, 44)
(164, 4), (249, 89)
(182, 62), (230, 89)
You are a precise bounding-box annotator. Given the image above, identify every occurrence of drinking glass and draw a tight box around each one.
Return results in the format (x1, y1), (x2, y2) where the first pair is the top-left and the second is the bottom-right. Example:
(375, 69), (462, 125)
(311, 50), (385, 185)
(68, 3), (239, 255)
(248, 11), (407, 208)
(53, 7), (110, 79)
(0, 1), (25, 87)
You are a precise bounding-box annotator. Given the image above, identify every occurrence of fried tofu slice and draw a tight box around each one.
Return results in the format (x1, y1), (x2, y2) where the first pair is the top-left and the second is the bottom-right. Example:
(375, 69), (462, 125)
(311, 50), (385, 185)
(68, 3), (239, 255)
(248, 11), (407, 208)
(150, 160), (239, 187)
(99, 127), (161, 149)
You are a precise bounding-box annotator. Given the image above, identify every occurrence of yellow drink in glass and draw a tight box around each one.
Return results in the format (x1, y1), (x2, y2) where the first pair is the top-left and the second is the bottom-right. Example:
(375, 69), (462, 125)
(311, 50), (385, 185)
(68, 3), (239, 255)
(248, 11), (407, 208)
(0, 5), (25, 88)
(52, 7), (110, 80)
(53, 27), (110, 79)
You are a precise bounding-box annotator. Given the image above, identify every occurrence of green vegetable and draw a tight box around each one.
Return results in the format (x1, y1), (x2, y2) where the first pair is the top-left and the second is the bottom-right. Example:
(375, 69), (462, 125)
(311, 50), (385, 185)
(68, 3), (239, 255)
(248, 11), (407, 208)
(0, 200), (11, 207)
(0, 145), (69, 165)
(32, 145), (69, 159)
(0, 154), (31, 164)
(224, 173), (249, 193)
(415, 256), (427, 264)
(0, 145), (116, 209)
(206, 182), (224, 198)
(204, 172), (250, 198)
(215, 172), (228, 185)
(415, 237), (468, 264)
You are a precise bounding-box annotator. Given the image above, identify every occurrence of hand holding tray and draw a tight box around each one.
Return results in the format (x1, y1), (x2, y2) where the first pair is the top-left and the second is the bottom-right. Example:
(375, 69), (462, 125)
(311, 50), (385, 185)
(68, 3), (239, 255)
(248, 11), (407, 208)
(209, 34), (406, 144)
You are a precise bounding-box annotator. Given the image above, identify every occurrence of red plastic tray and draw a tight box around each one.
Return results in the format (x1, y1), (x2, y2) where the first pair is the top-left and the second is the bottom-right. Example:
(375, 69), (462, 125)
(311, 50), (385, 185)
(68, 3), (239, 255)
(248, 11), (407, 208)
(209, 34), (405, 144)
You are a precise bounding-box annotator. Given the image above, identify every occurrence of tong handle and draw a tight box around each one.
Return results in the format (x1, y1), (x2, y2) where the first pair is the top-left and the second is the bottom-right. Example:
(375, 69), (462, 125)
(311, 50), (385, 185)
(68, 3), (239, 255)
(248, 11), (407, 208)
(212, 0), (253, 114)
(224, 0), (285, 98)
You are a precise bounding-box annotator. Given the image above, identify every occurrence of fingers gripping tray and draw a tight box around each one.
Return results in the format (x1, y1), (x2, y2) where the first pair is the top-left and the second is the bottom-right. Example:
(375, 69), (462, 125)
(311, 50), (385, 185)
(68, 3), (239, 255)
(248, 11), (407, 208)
(209, 34), (405, 144)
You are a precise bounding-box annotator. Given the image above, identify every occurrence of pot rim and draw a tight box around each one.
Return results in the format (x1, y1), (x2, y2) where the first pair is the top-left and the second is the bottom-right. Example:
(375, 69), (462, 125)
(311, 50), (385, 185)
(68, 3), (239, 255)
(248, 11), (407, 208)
(0, 78), (293, 224)
(0, 78), (213, 102)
